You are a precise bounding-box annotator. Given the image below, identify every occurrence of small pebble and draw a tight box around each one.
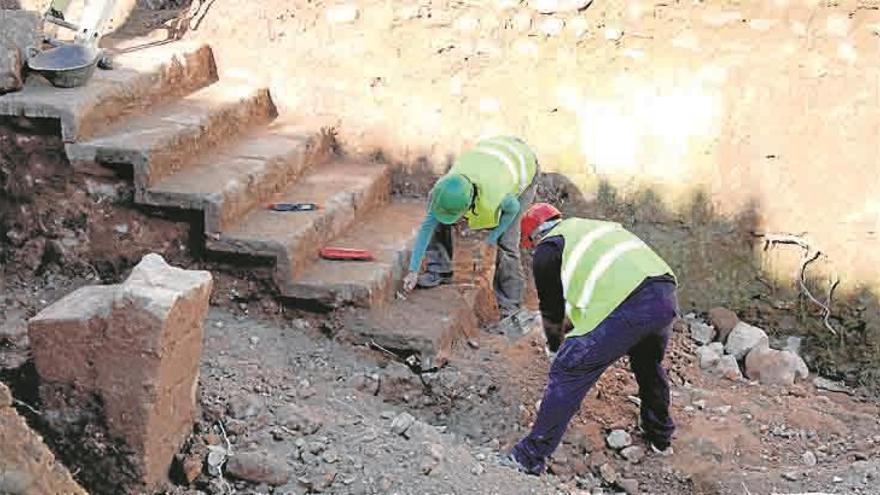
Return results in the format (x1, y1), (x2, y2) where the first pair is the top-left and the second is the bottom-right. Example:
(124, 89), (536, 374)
(802, 451), (817, 466)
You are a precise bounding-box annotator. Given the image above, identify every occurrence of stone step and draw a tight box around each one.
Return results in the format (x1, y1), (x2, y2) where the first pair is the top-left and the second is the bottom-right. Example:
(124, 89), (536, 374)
(285, 200), (426, 310)
(208, 160), (392, 291)
(142, 122), (335, 235)
(67, 80), (277, 194)
(343, 235), (498, 364)
(344, 286), (485, 368)
(0, 42), (216, 142)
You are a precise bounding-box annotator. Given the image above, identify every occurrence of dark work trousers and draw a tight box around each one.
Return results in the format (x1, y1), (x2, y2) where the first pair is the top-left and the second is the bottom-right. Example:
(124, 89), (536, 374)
(511, 279), (678, 474)
(423, 173), (538, 319)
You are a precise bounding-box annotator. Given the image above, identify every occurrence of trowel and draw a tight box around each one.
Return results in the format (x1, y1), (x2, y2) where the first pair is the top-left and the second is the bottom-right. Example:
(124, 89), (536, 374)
(26, 0), (116, 88)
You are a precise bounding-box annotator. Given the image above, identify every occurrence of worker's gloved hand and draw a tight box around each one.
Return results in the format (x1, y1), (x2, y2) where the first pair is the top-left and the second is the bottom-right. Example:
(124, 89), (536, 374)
(542, 318), (563, 354)
(402, 272), (419, 292)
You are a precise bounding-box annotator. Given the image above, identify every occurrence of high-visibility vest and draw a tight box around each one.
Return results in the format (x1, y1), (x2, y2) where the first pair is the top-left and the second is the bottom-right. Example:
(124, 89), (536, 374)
(546, 218), (676, 337)
(449, 136), (538, 230)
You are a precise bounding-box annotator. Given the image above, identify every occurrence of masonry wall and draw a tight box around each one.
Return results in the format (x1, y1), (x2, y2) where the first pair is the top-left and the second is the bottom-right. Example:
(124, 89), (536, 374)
(190, 0), (879, 296)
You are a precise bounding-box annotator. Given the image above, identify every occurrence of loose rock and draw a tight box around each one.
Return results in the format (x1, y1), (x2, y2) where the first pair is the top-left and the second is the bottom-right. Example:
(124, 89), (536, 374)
(620, 446), (644, 463)
(227, 394), (263, 419)
(709, 307), (739, 342)
(177, 453), (203, 484)
(321, 449), (339, 464)
(391, 412), (416, 437)
(713, 355), (743, 381)
(277, 404), (323, 434)
(577, 472), (600, 490)
(226, 451), (292, 486)
(803, 451), (817, 466)
(618, 477), (640, 494)
(599, 462), (618, 484)
(696, 343), (724, 369)
(688, 320), (717, 345)
(744, 343), (809, 386)
(606, 429), (632, 449)
(724, 322), (769, 360)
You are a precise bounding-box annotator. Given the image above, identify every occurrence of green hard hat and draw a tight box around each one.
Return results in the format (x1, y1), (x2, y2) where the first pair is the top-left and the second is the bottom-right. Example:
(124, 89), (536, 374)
(430, 173), (473, 224)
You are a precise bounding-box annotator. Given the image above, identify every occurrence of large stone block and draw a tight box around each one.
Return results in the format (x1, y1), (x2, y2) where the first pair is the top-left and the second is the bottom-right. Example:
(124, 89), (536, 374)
(0, 383), (88, 495)
(28, 253), (212, 491)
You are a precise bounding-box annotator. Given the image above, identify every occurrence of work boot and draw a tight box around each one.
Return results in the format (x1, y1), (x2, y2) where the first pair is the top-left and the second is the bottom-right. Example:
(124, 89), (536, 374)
(650, 443), (674, 457)
(498, 309), (540, 339)
(417, 271), (452, 288)
(497, 453), (540, 475)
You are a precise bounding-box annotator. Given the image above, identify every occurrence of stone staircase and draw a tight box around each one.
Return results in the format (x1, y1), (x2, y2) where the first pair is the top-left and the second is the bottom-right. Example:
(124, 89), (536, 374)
(0, 41), (494, 359)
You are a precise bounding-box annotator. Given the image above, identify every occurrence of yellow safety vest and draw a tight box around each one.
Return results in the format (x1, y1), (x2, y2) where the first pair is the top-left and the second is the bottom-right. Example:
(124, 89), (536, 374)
(548, 218), (676, 337)
(450, 136), (538, 230)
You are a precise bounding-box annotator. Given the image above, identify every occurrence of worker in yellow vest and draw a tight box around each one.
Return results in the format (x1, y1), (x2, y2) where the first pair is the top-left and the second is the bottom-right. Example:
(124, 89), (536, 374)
(502, 203), (678, 475)
(402, 136), (538, 320)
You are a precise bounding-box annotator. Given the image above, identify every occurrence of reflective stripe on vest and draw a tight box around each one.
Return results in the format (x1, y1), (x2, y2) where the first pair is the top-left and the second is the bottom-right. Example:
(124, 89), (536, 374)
(450, 136), (537, 230)
(474, 137), (530, 193)
(547, 218), (676, 337)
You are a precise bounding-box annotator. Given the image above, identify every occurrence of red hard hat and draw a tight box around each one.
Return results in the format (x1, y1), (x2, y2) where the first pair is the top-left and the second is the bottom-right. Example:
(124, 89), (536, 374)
(520, 203), (562, 249)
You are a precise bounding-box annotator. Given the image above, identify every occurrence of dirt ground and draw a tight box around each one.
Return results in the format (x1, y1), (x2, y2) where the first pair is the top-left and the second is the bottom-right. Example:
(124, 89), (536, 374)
(161, 305), (879, 495)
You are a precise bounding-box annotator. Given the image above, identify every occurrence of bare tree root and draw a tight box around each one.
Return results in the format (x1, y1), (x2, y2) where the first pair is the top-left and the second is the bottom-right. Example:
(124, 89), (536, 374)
(757, 233), (840, 336)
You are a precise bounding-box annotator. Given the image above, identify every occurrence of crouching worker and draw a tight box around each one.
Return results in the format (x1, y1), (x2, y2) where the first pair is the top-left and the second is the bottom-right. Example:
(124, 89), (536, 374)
(402, 136), (538, 320)
(505, 203), (678, 475)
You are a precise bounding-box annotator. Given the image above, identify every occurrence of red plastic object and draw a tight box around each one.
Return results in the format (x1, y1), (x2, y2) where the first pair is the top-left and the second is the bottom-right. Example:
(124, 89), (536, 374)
(319, 247), (375, 261)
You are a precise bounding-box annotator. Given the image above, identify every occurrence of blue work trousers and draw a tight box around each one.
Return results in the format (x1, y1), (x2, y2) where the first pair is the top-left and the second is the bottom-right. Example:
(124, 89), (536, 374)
(512, 279), (678, 474)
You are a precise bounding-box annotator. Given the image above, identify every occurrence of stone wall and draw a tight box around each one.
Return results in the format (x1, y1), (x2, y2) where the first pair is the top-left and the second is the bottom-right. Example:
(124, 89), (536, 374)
(192, 0), (880, 296)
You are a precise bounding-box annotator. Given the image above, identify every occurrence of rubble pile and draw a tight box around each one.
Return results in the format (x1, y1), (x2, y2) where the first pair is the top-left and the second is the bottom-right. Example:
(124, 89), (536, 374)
(685, 308), (810, 387)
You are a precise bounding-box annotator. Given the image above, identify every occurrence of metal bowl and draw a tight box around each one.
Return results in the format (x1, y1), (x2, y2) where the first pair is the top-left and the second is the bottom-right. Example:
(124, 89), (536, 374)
(27, 43), (100, 88)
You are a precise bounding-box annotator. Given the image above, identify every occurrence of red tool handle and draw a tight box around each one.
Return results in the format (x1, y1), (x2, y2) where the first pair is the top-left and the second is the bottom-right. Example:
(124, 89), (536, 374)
(319, 247), (375, 261)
